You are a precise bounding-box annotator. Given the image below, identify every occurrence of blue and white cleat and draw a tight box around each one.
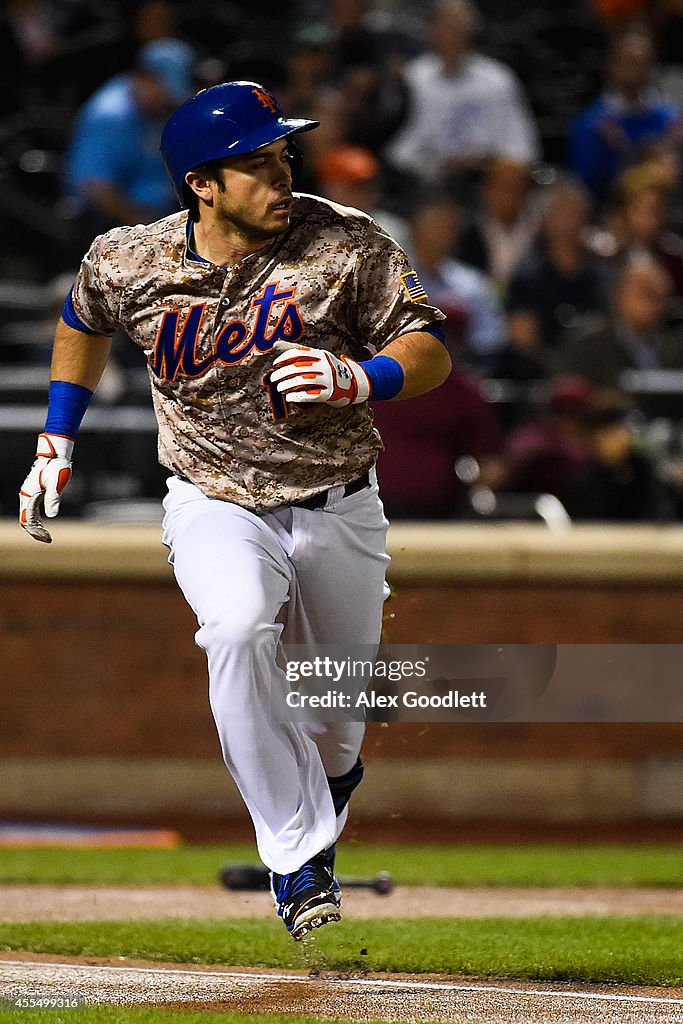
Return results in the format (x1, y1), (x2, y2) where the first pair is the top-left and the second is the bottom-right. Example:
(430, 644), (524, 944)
(271, 848), (341, 940)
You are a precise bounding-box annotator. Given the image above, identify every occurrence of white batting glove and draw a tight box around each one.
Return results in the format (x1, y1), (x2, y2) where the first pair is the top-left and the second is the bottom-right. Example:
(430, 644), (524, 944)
(270, 340), (370, 408)
(19, 433), (74, 544)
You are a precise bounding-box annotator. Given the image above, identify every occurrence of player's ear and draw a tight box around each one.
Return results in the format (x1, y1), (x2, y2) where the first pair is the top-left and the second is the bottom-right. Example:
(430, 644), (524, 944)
(184, 169), (215, 204)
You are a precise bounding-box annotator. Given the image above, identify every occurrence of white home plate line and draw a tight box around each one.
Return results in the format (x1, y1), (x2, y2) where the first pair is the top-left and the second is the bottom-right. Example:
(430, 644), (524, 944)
(1, 960), (681, 1007)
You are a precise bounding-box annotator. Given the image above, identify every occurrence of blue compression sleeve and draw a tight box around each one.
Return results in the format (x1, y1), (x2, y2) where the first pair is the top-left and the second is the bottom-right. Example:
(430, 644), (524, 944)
(359, 355), (404, 400)
(422, 321), (447, 345)
(61, 288), (98, 335)
(44, 380), (94, 438)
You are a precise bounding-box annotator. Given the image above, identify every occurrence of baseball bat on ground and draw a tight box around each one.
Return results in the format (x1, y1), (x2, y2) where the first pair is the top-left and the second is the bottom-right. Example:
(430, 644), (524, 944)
(219, 863), (271, 891)
(219, 863), (394, 895)
(338, 870), (394, 895)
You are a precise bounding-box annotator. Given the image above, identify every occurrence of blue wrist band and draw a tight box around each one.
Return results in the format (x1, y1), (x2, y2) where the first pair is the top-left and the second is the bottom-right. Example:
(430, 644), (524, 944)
(360, 355), (404, 400)
(44, 380), (94, 438)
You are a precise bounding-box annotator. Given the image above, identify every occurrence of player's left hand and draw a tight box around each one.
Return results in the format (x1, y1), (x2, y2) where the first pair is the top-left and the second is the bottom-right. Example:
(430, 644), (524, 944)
(270, 341), (370, 408)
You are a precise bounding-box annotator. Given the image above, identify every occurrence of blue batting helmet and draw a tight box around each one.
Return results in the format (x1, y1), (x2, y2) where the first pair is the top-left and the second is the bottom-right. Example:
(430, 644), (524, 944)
(161, 80), (319, 204)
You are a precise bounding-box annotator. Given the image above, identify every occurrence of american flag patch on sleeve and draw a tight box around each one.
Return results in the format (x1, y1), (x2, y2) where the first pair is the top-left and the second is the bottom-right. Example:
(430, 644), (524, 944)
(400, 271), (428, 302)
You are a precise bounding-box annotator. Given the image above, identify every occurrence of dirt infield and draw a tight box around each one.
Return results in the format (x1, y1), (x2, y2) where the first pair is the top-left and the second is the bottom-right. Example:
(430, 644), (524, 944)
(1, 954), (682, 1024)
(1, 883), (682, 921)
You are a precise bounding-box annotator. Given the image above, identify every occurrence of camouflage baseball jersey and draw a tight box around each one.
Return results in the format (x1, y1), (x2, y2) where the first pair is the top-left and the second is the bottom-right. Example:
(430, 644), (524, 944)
(70, 194), (445, 510)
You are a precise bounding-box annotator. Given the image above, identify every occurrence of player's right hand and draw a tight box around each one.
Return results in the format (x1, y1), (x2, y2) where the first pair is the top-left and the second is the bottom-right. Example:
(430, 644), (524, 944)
(19, 433), (74, 544)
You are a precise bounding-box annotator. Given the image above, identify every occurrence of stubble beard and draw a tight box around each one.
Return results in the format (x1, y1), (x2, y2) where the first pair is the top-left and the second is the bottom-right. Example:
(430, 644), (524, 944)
(215, 197), (289, 248)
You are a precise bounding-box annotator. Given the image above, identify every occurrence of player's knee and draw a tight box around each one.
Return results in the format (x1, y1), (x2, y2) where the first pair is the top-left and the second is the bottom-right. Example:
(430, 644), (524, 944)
(197, 602), (277, 653)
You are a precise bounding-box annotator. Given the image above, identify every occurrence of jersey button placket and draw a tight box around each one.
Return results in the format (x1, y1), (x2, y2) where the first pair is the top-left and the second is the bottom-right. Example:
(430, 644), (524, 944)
(209, 268), (239, 430)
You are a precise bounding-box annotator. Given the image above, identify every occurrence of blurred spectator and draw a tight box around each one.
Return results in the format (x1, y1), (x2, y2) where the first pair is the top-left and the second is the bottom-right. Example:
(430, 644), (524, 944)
(629, 137), (683, 229)
(289, 0), (414, 174)
(5, 0), (58, 70)
(326, 0), (415, 152)
(556, 257), (683, 385)
(569, 25), (682, 205)
(652, 0), (683, 107)
(294, 89), (347, 188)
(0, 0), (63, 113)
(457, 157), (541, 293)
(1, 4), (145, 119)
(407, 196), (507, 367)
(569, 389), (674, 519)
(590, 161), (683, 296)
(330, 0), (419, 75)
(506, 176), (608, 363)
(373, 366), (503, 518)
(128, 1), (178, 45)
(64, 38), (195, 239)
(282, 24), (335, 121)
(385, 0), (540, 190)
(316, 144), (410, 250)
(593, 0), (648, 32)
(494, 376), (595, 508)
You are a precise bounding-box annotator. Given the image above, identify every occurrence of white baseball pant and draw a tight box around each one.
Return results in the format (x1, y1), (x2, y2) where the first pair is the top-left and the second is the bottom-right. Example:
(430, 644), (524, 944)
(161, 470), (390, 874)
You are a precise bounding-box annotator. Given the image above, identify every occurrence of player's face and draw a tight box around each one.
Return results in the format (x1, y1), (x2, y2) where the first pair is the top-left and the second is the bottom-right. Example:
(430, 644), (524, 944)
(212, 141), (294, 242)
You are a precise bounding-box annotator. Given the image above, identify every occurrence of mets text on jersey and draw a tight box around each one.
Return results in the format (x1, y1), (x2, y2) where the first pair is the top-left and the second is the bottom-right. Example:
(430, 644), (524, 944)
(151, 282), (304, 381)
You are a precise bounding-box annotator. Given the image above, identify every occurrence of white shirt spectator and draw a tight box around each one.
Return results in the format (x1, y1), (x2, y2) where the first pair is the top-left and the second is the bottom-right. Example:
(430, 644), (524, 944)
(479, 204), (541, 288)
(386, 53), (540, 182)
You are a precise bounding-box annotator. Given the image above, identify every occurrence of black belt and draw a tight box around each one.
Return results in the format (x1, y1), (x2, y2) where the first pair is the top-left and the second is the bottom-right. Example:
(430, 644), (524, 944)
(294, 472), (370, 510)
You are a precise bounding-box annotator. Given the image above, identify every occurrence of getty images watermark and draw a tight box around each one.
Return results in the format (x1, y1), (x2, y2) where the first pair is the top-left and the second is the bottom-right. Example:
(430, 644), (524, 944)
(284, 655), (487, 713)
(271, 644), (683, 723)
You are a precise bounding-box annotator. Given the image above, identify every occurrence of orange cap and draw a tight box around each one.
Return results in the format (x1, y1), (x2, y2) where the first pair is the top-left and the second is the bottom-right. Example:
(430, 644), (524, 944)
(317, 145), (380, 184)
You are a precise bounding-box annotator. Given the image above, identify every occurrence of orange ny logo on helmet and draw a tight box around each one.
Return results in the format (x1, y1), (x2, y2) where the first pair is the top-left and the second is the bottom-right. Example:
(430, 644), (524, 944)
(251, 87), (279, 114)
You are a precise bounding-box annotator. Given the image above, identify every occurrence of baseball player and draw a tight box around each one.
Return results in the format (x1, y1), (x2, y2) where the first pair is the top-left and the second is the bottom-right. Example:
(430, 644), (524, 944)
(19, 82), (450, 940)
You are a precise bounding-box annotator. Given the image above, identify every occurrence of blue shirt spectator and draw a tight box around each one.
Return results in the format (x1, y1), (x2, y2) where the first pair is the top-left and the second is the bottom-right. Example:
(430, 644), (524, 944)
(65, 38), (195, 230)
(569, 27), (681, 205)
